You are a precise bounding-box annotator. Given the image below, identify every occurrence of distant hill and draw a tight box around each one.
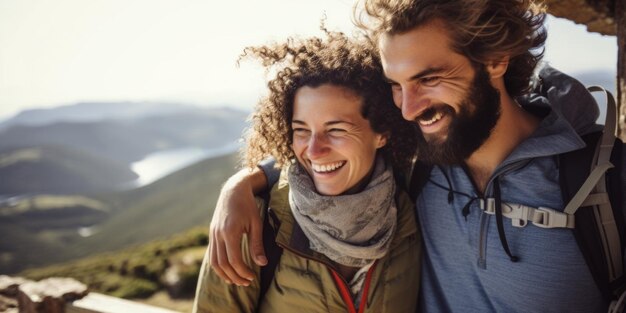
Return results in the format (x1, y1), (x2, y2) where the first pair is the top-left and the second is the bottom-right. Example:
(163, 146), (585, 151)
(0, 106), (248, 164)
(0, 145), (137, 195)
(0, 101), (226, 129)
(0, 152), (238, 274)
(570, 69), (617, 122)
(571, 69), (617, 95)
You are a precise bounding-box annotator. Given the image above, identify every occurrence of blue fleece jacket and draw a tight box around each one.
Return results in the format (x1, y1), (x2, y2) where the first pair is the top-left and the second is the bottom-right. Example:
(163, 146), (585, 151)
(418, 67), (620, 312)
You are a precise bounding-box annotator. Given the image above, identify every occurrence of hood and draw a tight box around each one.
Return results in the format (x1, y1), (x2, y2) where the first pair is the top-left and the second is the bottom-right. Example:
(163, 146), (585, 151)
(518, 64), (602, 136)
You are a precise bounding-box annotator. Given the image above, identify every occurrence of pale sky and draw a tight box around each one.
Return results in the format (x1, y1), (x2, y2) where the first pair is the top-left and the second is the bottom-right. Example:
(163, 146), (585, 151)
(0, 0), (618, 119)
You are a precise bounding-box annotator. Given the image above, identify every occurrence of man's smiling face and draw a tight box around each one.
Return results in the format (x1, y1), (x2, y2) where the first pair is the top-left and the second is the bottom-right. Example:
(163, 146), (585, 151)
(379, 19), (501, 165)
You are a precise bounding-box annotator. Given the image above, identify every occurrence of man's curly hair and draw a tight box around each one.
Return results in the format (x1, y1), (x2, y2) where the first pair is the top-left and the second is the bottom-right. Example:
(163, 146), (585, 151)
(240, 29), (417, 170)
(354, 0), (547, 97)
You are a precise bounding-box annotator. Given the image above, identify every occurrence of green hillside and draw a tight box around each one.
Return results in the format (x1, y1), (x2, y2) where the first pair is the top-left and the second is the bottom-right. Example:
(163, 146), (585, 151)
(0, 195), (112, 272)
(0, 145), (137, 194)
(1, 153), (239, 274)
(72, 153), (239, 254)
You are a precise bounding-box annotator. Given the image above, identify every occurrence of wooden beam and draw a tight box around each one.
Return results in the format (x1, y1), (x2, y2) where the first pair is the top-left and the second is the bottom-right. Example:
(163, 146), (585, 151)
(544, 0), (617, 35)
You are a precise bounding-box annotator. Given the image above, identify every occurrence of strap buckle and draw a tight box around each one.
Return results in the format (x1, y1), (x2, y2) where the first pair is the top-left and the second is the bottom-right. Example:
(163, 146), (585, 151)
(480, 198), (574, 229)
(532, 207), (573, 229)
(480, 198), (496, 215)
(480, 199), (529, 227)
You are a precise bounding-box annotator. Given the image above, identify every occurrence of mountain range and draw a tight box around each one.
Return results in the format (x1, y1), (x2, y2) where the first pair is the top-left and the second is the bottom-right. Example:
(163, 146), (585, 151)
(0, 103), (248, 195)
(0, 105), (248, 164)
(0, 101), (224, 129)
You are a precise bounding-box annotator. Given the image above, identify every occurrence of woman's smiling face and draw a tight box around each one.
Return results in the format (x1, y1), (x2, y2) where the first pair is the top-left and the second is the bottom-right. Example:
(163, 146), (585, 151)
(291, 84), (387, 196)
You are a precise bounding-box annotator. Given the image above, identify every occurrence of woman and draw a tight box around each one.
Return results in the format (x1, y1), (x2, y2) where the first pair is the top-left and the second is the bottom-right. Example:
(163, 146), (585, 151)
(193, 29), (420, 313)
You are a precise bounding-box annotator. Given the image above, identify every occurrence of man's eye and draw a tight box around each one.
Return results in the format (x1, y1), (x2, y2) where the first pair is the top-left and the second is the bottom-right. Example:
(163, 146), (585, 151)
(421, 76), (441, 87)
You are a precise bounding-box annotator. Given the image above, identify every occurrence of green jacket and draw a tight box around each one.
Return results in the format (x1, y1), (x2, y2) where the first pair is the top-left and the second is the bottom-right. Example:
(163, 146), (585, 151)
(193, 173), (421, 313)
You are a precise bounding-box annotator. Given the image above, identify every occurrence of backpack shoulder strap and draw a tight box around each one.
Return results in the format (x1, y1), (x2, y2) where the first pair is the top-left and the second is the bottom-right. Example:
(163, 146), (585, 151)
(258, 190), (283, 303)
(559, 86), (624, 303)
(564, 86), (617, 214)
(407, 160), (433, 202)
(560, 132), (612, 296)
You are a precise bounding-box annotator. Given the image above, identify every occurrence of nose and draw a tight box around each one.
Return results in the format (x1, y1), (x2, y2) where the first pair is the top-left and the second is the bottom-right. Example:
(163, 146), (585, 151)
(307, 133), (330, 159)
(399, 85), (427, 121)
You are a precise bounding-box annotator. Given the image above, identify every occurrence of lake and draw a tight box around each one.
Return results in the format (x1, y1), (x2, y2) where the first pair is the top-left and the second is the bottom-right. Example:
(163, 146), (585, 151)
(123, 141), (240, 188)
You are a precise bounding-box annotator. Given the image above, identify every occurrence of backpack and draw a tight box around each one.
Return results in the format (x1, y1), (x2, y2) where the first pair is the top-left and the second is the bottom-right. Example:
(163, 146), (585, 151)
(406, 86), (626, 311)
(258, 190), (282, 305)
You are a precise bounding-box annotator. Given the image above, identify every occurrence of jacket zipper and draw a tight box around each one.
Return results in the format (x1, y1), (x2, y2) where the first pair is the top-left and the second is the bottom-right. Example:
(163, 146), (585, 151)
(465, 160), (531, 269)
(276, 241), (377, 312)
(330, 263), (377, 313)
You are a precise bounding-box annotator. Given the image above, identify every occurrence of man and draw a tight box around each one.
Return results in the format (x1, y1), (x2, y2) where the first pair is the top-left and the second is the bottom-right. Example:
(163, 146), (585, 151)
(208, 0), (624, 311)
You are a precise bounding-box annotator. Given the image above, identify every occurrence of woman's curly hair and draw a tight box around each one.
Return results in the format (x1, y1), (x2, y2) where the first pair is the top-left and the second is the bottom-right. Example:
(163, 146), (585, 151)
(240, 28), (417, 170)
(354, 0), (547, 98)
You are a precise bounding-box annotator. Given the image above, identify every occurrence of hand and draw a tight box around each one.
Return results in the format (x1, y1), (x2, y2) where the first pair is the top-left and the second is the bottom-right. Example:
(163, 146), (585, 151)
(209, 168), (268, 286)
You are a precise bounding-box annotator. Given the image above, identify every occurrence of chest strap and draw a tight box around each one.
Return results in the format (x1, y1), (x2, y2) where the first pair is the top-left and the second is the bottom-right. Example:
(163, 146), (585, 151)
(480, 198), (575, 229)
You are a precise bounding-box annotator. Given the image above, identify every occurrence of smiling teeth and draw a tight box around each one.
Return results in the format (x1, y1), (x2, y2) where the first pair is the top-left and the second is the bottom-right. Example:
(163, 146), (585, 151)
(312, 161), (345, 173)
(420, 111), (443, 126)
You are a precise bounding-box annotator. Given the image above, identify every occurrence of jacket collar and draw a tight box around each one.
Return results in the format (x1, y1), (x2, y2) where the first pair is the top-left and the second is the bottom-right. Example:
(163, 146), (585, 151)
(497, 105), (584, 169)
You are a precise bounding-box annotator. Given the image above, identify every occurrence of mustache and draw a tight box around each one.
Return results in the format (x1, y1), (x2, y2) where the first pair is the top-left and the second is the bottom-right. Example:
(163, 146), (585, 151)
(413, 104), (455, 123)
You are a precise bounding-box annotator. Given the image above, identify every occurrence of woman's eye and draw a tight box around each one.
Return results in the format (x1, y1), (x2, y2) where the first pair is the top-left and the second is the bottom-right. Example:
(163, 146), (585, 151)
(421, 76), (441, 87)
(292, 128), (310, 136)
(328, 128), (347, 135)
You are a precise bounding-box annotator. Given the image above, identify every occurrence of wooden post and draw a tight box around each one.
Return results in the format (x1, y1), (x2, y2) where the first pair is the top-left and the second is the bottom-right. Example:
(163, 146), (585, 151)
(617, 0), (626, 140)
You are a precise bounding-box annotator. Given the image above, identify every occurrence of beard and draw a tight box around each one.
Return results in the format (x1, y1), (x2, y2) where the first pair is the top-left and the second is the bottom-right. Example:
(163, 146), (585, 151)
(415, 65), (501, 165)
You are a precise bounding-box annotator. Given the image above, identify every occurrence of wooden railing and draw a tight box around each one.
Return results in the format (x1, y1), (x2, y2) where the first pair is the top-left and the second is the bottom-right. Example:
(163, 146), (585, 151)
(67, 293), (181, 313)
(1, 275), (185, 313)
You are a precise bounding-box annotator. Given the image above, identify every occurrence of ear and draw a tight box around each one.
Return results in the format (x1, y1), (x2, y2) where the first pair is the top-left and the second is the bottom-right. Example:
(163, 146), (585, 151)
(376, 133), (388, 149)
(485, 56), (509, 80)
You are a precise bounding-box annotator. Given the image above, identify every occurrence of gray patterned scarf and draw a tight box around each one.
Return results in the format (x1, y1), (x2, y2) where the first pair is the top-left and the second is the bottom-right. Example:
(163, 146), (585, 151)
(288, 157), (397, 267)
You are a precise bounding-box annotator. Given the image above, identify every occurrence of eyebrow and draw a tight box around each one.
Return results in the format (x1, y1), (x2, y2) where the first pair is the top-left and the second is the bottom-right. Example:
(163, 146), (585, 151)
(384, 66), (446, 84)
(292, 120), (356, 126)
